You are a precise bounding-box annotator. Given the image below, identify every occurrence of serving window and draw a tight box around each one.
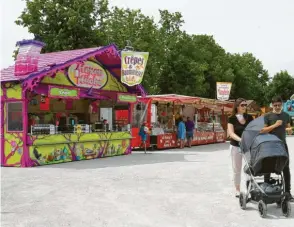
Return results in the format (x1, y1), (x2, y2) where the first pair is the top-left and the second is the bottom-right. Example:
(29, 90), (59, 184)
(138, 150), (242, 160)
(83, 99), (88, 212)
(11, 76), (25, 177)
(7, 102), (23, 132)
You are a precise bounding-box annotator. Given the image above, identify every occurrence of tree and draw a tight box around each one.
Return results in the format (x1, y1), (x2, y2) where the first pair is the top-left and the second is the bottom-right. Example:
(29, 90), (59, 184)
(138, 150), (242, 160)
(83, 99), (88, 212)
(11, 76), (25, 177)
(228, 53), (269, 106)
(267, 71), (294, 101)
(16, 1), (276, 104)
(15, 0), (105, 52)
(102, 7), (161, 93)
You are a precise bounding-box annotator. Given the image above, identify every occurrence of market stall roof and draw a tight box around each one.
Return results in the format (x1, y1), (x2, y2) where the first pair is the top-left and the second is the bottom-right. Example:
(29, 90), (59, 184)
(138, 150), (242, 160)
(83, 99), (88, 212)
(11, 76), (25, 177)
(139, 94), (233, 108)
(0, 43), (146, 96)
(140, 94), (201, 104)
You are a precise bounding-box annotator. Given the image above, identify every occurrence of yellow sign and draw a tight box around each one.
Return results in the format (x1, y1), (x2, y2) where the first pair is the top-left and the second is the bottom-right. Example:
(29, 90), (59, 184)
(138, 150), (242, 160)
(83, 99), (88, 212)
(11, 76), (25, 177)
(68, 61), (108, 89)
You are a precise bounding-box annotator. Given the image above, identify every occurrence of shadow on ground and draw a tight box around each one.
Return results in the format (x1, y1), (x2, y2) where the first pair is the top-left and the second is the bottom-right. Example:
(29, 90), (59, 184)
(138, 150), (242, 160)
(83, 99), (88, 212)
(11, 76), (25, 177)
(244, 203), (294, 219)
(133, 142), (229, 153)
(37, 152), (206, 170)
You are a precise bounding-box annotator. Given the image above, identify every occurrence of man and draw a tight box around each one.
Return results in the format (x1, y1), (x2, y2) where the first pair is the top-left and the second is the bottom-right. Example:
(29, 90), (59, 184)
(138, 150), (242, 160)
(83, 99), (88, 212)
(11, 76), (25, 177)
(185, 117), (195, 148)
(260, 96), (293, 201)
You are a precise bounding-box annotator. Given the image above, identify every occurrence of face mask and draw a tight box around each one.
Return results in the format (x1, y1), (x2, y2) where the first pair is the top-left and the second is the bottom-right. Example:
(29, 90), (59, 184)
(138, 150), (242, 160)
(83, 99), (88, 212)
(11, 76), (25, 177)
(236, 114), (244, 121)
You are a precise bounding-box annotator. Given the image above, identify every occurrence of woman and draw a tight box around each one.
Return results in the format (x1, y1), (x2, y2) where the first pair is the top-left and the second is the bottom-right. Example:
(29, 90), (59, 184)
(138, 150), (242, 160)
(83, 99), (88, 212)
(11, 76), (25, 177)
(227, 98), (253, 198)
(177, 117), (186, 149)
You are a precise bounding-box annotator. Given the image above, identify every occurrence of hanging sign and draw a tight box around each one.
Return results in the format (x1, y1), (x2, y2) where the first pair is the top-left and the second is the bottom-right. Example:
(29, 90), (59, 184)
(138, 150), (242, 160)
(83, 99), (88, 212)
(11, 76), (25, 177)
(48, 86), (79, 99)
(68, 61), (108, 89)
(216, 82), (232, 101)
(121, 51), (149, 86)
(117, 93), (137, 103)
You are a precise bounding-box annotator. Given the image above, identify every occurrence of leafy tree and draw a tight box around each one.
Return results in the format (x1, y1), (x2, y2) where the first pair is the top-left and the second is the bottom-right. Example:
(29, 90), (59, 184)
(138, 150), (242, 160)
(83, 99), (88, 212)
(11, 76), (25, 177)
(267, 71), (294, 101)
(15, 0), (278, 106)
(228, 53), (269, 106)
(15, 0), (105, 52)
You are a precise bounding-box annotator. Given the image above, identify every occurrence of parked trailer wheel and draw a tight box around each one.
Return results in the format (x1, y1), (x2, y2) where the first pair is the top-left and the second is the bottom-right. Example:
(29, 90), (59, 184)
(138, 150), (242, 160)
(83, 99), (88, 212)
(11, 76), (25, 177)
(282, 200), (291, 217)
(258, 200), (267, 218)
(239, 192), (247, 210)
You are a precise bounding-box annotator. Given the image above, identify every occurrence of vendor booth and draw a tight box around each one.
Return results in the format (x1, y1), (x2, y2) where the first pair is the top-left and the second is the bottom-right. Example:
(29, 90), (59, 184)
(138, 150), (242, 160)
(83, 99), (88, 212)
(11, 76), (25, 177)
(131, 94), (233, 149)
(1, 40), (145, 167)
(284, 99), (294, 128)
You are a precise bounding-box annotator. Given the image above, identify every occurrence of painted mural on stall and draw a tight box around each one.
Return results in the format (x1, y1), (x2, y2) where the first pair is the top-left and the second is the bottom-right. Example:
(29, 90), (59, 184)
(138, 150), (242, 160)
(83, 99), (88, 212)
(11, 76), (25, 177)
(28, 131), (132, 165)
(41, 61), (127, 92)
(2, 84), (24, 167)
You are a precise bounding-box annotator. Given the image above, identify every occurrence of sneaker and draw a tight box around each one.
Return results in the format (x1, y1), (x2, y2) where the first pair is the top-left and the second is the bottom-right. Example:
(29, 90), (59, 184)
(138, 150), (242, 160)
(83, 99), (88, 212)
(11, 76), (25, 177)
(235, 191), (240, 198)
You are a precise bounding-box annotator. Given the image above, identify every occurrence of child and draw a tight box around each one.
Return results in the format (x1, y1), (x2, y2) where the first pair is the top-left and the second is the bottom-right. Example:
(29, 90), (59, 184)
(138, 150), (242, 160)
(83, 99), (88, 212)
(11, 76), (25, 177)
(139, 122), (149, 153)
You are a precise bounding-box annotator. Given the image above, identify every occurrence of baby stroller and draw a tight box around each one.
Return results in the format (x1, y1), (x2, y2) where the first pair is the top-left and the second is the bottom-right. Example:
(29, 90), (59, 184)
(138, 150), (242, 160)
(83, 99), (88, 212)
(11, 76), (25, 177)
(239, 116), (292, 218)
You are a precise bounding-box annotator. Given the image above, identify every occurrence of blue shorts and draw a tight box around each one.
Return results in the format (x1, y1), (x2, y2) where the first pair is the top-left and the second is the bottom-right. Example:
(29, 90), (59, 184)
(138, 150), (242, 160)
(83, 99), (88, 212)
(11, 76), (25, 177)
(140, 135), (147, 142)
(187, 131), (194, 139)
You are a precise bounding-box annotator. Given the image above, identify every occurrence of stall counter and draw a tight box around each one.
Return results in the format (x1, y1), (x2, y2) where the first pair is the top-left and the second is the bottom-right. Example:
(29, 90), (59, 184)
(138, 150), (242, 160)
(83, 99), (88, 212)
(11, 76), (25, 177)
(27, 131), (132, 165)
(149, 130), (226, 149)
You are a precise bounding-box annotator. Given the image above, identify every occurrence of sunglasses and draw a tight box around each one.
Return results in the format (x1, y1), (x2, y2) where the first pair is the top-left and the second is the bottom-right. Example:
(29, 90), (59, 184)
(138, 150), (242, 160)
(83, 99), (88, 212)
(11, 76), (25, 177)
(240, 104), (247, 107)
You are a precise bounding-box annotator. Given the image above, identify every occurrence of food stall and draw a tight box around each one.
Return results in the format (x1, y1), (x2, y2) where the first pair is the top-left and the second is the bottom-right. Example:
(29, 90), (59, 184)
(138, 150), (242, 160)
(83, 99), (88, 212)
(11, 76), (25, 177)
(284, 99), (294, 129)
(1, 39), (145, 167)
(131, 94), (233, 149)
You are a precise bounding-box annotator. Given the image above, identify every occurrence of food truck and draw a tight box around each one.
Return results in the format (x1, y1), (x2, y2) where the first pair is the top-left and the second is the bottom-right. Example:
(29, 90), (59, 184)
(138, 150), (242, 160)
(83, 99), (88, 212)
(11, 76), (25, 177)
(131, 94), (233, 149)
(0, 39), (146, 167)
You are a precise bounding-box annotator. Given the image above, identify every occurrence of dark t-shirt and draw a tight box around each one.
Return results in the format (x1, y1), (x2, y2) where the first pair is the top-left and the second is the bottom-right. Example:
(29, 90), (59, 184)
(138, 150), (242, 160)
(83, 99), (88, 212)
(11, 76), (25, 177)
(264, 112), (291, 143)
(228, 114), (254, 147)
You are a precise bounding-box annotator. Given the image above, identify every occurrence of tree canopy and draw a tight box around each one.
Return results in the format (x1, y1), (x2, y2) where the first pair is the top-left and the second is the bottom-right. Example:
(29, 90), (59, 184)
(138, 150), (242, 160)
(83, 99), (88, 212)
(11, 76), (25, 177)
(15, 0), (294, 105)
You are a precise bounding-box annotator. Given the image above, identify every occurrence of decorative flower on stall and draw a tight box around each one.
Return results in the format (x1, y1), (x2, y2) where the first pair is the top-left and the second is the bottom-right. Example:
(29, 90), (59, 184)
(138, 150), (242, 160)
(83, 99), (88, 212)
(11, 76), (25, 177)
(76, 125), (82, 136)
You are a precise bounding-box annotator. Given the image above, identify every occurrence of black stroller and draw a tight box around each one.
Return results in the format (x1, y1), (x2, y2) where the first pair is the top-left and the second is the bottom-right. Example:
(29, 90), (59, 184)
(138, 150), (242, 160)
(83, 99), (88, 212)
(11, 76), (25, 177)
(239, 116), (292, 218)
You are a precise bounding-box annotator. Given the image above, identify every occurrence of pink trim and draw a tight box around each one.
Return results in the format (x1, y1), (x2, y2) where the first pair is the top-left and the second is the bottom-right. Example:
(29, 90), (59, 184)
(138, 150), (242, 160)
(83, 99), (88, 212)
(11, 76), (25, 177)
(1, 101), (4, 165)
(21, 91), (31, 167)
(22, 46), (115, 92)
(48, 85), (80, 99)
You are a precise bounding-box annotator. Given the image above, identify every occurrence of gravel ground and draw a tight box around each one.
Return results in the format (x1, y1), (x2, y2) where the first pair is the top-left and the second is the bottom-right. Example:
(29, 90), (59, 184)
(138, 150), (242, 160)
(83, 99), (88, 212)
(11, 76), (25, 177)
(1, 137), (294, 227)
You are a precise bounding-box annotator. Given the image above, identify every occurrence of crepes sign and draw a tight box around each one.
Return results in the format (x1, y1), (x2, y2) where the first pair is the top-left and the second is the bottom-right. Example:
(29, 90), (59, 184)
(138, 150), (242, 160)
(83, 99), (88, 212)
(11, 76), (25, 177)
(121, 51), (149, 86)
(216, 82), (232, 101)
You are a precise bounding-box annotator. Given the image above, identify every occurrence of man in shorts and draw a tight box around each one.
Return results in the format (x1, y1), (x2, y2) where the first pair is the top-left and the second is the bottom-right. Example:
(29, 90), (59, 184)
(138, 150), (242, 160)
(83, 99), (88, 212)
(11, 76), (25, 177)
(185, 117), (195, 148)
(261, 96), (293, 201)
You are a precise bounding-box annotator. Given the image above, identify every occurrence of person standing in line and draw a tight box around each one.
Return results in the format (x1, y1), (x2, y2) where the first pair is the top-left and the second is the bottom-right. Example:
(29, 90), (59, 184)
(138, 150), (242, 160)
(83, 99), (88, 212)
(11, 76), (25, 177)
(185, 117), (195, 148)
(227, 98), (254, 198)
(139, 122), (149, 154)
(260, 96), (293, 201)
(177, 117), (186, 149)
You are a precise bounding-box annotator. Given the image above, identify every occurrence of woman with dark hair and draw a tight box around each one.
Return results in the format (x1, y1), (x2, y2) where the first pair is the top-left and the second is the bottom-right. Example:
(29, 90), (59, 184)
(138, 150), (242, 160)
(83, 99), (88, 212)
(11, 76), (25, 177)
(227, 98), (253, 198)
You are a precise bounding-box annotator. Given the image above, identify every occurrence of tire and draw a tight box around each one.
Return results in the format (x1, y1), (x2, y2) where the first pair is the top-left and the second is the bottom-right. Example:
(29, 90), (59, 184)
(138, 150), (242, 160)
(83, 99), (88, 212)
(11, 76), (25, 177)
(281, 200), (291, 217)
(258, 200), (267, 218)
(239, 192), (247, 210)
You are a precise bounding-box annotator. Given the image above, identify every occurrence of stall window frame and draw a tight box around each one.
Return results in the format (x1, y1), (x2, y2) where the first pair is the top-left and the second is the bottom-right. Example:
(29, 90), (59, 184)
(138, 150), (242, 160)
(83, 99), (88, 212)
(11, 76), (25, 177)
(6, 101), (23, 133)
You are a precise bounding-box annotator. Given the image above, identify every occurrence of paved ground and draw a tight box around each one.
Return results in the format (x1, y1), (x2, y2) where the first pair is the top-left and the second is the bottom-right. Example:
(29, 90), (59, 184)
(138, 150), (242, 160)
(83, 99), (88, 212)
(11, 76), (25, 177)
(1, 137), (294, 227)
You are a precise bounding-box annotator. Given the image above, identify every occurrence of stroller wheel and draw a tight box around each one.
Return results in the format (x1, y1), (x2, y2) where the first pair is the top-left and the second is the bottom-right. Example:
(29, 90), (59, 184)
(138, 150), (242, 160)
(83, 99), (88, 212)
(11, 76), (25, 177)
(258, 200), (267, 218)
(281, 200), (291, 217)
(239, 192), (247, 210)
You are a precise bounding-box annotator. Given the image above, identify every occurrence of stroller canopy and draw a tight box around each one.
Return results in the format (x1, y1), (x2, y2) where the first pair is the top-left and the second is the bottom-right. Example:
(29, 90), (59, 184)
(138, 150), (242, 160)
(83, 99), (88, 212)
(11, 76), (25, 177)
(241, 116), (289, 176)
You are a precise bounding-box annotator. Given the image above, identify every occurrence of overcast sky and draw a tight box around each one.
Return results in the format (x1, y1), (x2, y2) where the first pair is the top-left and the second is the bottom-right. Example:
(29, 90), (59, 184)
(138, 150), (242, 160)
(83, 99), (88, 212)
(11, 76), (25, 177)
(1, 0), (293, 76)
